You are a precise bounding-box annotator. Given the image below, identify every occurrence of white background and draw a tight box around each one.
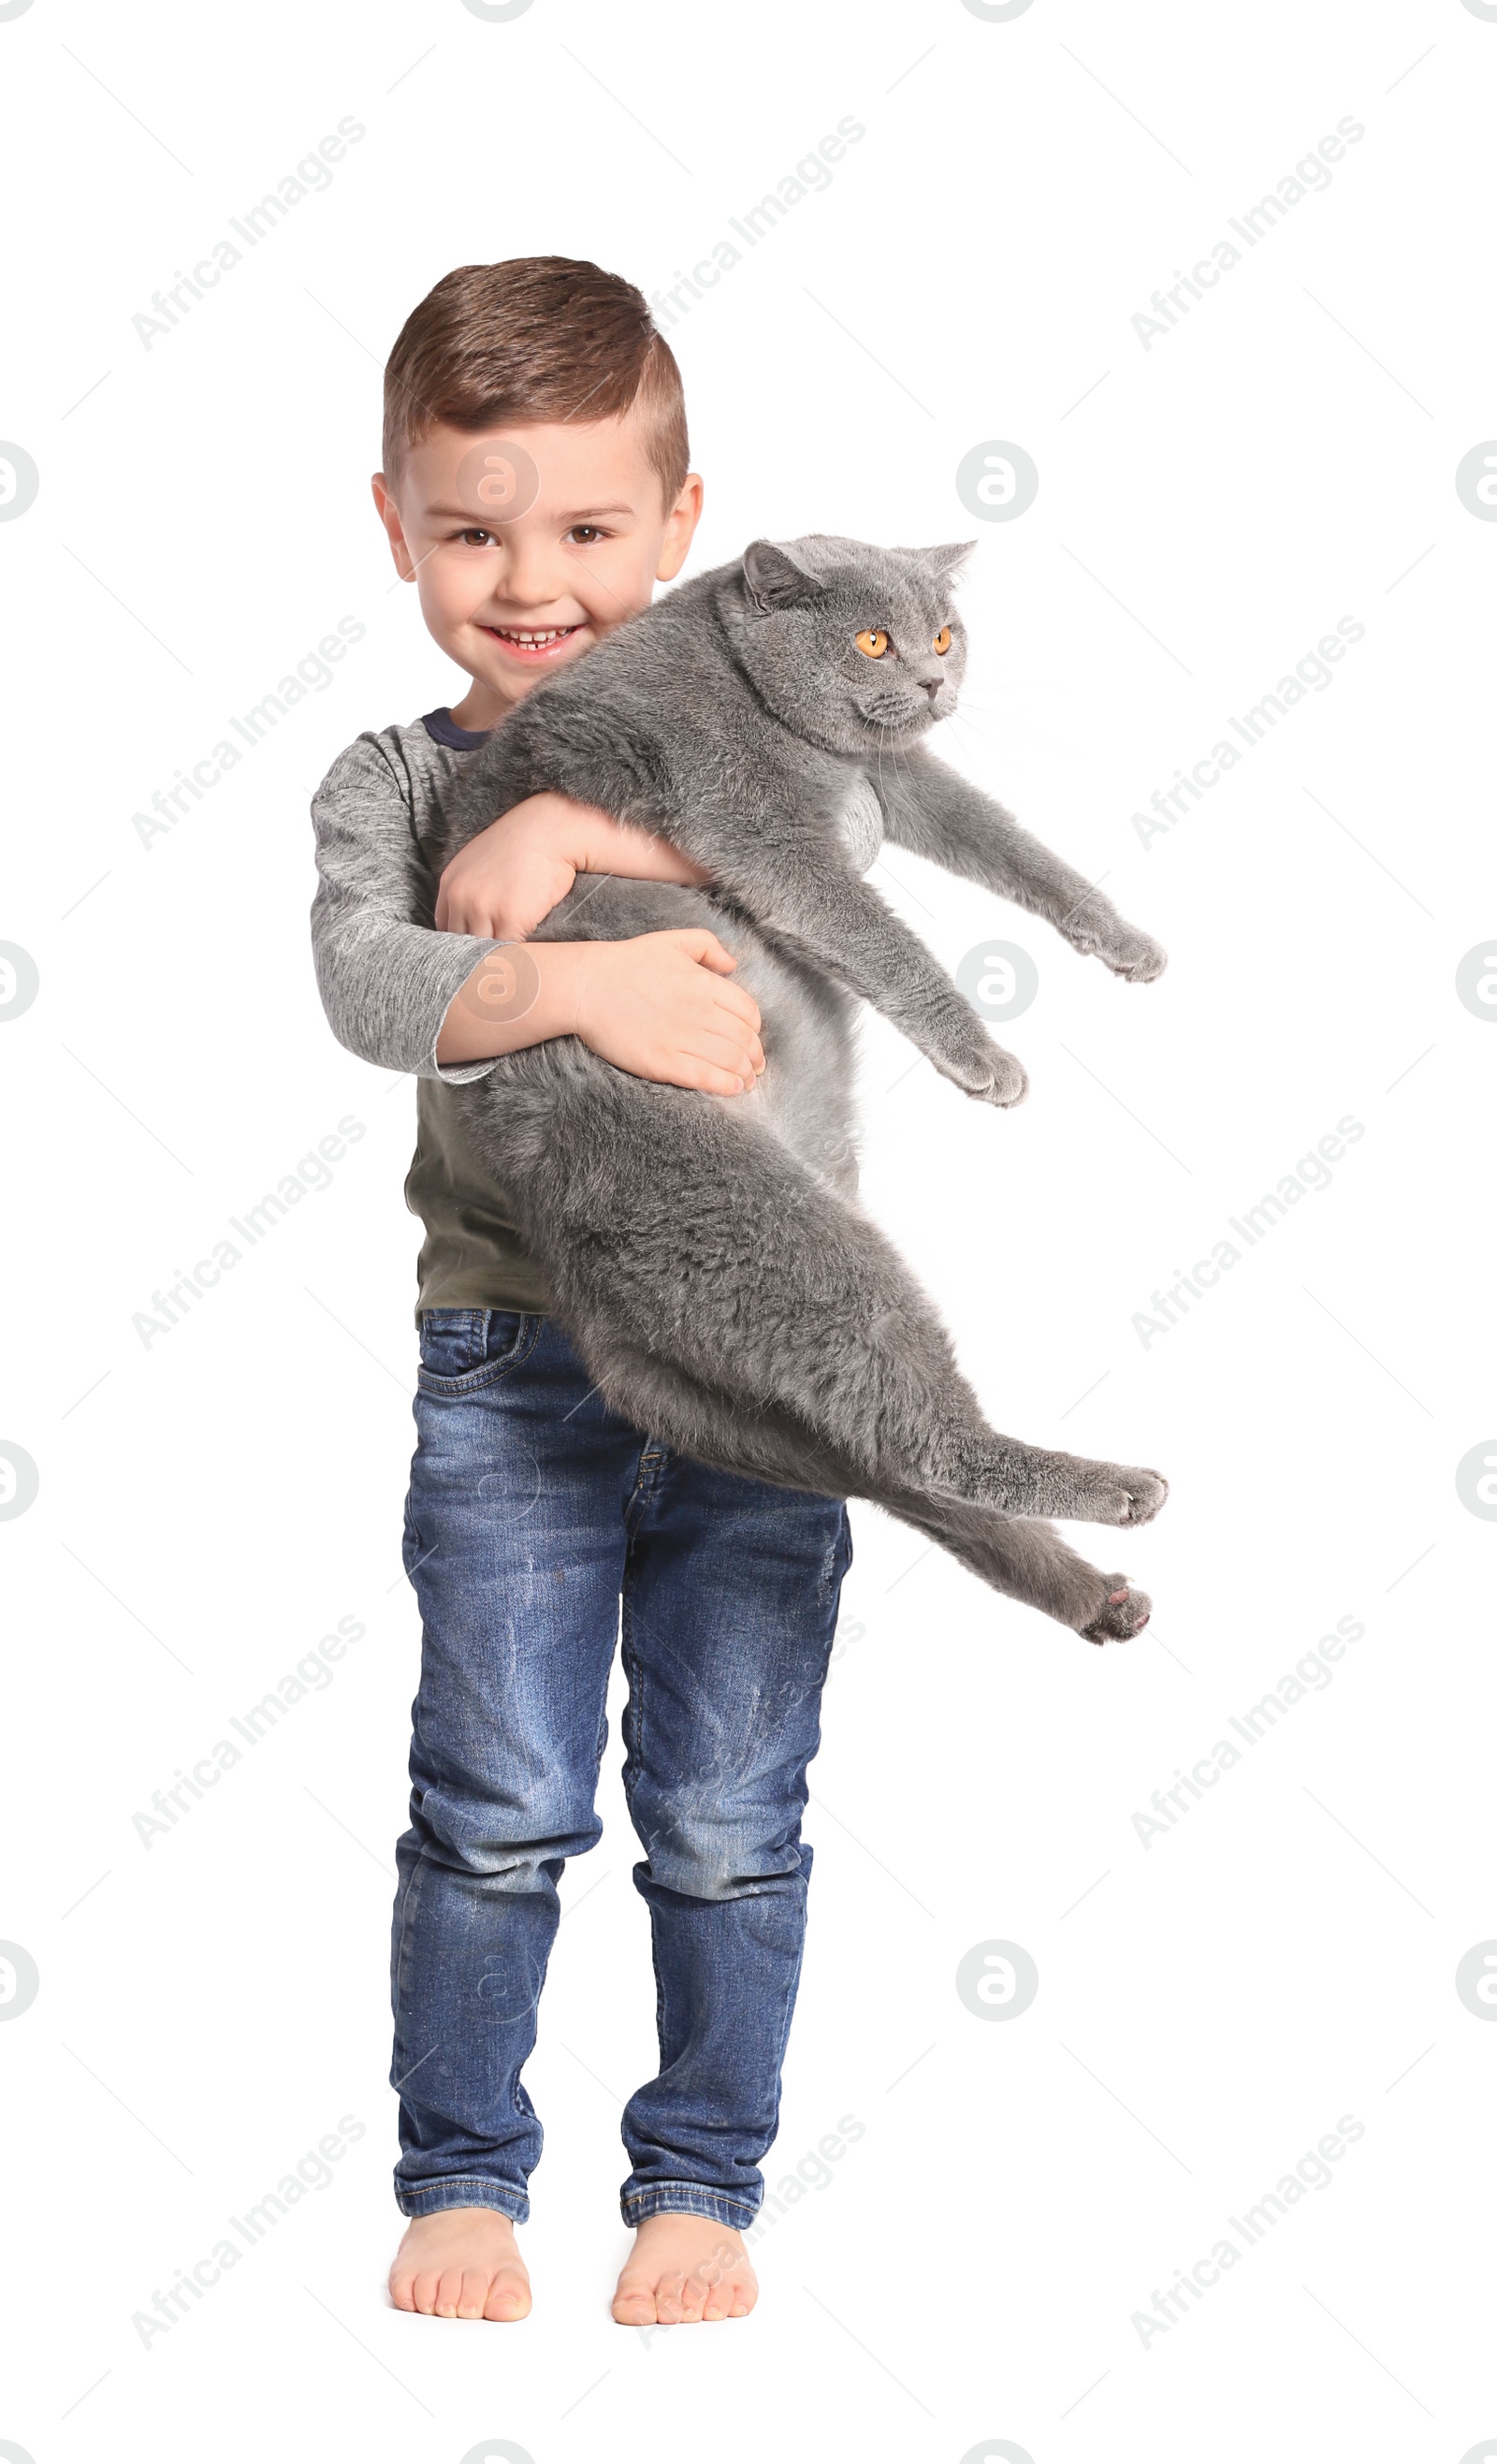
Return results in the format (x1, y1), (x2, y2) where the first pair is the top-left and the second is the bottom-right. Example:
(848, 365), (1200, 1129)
(2, 0), (1494, 2458)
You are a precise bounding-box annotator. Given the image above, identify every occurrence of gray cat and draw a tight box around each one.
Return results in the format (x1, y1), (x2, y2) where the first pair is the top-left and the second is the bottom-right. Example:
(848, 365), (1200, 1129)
(425, 534), (1170, 1642)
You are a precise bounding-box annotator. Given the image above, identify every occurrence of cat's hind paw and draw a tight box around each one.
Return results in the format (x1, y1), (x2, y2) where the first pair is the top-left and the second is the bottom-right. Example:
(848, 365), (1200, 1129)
(1081, 1580), (1152, 1644)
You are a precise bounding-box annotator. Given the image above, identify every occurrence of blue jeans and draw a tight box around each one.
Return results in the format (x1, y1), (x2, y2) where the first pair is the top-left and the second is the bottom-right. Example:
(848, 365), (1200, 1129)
(392, 1307), (853, 2230)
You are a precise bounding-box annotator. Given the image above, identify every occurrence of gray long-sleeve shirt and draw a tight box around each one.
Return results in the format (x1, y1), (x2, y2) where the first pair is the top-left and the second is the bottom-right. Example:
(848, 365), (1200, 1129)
(310, 708), (553, 1317)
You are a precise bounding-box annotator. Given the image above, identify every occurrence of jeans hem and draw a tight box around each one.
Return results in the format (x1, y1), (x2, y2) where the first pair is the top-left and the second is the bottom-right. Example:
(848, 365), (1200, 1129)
(395, 2177), (530, 2223)
(621, 2182), (759, 2229)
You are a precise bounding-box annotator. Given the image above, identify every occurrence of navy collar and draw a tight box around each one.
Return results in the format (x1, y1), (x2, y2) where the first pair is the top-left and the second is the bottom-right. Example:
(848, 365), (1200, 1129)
(421, 707), (492, 751)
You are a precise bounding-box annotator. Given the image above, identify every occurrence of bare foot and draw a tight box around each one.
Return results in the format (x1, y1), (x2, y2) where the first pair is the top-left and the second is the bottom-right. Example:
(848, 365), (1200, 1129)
(389, 2207), (530, 2321)
(612, 2213), (758, 2325)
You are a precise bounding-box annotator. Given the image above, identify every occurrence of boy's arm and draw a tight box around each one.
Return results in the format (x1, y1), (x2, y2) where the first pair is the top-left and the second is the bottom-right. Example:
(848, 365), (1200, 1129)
(433, 929), (762, 1086)
(435, 790), (712, 941)
(311, 736), (763, 1095)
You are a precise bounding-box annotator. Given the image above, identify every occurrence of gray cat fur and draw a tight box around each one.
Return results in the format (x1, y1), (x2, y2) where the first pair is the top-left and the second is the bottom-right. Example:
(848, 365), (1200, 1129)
(426, 534), (1170, 1642)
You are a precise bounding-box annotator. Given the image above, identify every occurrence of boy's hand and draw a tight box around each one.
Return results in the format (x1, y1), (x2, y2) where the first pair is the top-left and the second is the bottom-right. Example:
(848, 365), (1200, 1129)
(437, 930), (765, 1095)
(436, 791), (710, 940)
(436, 795), (579, 940)
(566, 930), (764, 1094)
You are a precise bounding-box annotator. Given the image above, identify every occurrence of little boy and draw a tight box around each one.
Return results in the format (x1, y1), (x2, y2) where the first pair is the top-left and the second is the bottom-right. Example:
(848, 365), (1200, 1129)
(311, 259), (854, 2326)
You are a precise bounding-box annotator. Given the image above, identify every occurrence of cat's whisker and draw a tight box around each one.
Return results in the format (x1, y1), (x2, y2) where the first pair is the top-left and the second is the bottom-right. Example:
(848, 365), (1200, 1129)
(947, 706), (1054, 755)
(873, 723), (914, 814)
(951, 694), (1034, 719)
(952, 691), (1063, 744)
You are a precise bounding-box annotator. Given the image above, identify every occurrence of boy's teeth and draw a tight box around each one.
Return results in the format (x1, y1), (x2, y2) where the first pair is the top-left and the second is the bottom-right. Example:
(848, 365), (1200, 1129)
(495, 625), (574, 645)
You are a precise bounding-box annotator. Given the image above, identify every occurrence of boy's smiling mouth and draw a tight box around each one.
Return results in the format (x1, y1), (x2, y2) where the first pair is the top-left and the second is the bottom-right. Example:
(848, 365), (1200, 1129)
(480, 621), (587, 662)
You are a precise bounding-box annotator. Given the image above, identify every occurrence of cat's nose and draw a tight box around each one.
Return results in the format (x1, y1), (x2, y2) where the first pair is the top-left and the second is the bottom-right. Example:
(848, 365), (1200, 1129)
(920, 678), (941, 700)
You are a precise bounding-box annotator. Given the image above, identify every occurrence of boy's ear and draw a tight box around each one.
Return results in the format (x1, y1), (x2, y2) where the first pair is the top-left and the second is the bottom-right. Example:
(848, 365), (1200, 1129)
(742, 539), (826, 613)
(372, 472), (416, 583)
(918, 540), (977, 584)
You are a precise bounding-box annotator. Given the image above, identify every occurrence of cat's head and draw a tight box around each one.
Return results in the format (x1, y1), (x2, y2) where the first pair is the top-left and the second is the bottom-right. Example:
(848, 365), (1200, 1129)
(722, 533), (974, 755)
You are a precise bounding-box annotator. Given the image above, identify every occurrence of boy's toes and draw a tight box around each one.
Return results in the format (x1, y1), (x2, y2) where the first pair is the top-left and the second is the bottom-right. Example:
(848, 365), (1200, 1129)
(612, 2217), (757, 2326)
(707, 2262), (756, 2320)
(484, 2266), (531, 2322)
(611, 2279), (659, 2325)
(677, 2272), (711, 2324)
(655, 2270), (690, 2324)
(388, 2209), (530, 2324)
(433, 2264), (466, 2318)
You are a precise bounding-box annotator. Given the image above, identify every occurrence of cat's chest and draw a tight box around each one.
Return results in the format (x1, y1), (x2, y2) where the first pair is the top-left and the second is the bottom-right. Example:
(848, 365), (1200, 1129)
(836, 777), (884, 876)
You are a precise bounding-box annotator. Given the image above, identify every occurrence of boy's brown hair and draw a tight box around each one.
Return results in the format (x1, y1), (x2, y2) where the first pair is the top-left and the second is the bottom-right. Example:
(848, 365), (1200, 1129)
(382, 257), (690, 505)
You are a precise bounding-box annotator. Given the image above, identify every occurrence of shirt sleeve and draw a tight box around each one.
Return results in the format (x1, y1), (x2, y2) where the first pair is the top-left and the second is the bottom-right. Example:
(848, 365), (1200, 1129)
(309, 731), (503, 1083)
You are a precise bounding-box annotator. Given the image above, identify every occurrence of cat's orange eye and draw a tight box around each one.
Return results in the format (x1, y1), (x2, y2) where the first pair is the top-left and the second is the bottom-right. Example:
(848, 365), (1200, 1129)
(855, 628), (889, 659)
(933, 625), (952, 655)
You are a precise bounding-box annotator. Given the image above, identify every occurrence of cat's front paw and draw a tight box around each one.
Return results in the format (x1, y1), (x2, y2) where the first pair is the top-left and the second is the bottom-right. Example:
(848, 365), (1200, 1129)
(979, 1048), (1029, 1107)
(948, 1045), (1028, 1107)
(937, 1017), (1029, 1107)
(1092, 924), (1167, 983)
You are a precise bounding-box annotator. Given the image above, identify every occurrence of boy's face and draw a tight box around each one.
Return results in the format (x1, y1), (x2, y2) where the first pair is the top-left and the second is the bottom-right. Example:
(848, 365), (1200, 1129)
(374, 414), (703, 724)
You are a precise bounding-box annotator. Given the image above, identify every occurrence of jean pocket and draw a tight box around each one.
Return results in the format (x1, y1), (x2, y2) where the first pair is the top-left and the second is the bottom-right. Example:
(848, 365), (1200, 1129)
(416, 1308), (540, 1395)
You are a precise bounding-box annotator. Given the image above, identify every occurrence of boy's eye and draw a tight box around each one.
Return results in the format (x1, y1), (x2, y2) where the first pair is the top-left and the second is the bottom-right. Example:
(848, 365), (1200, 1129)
(458, 529), (496, 547)
(566, 524), (606, 545)
(933, 625), (952, 655)
(855, 628), (889, 659)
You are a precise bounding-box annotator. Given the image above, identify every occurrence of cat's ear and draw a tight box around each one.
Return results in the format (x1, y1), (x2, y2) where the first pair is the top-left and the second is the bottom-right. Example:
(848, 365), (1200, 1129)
(919, 541), (977, 585)
(742, 539), (827, 613)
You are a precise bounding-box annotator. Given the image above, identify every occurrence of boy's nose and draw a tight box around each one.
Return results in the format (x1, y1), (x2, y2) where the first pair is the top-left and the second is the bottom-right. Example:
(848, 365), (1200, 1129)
(493, 539), (566, 607)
